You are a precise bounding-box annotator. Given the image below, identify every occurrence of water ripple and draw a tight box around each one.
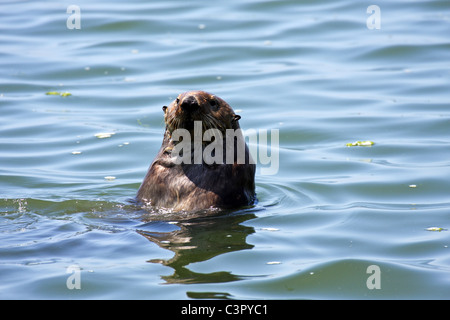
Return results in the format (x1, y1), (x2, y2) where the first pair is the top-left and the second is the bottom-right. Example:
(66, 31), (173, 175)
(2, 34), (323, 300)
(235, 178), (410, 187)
(1, 0), (450, 299)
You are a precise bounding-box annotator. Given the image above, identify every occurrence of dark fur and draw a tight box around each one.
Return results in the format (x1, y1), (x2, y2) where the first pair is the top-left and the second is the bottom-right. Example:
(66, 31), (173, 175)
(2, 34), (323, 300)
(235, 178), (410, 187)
(137, 91), (255, 212)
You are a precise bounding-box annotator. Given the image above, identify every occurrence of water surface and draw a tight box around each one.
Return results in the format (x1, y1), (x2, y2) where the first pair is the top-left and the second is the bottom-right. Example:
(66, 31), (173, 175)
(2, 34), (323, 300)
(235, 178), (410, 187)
(1, 0), (450, 299)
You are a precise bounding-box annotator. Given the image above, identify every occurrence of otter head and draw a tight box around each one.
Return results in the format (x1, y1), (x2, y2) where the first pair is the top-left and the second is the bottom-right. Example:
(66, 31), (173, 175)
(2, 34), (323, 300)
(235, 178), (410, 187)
(163, 91), (241, 135)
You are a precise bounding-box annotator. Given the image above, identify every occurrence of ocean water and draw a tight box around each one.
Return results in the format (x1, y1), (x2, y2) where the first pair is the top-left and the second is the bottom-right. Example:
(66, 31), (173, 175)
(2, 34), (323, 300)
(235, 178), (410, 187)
(1, 0), (450, 299)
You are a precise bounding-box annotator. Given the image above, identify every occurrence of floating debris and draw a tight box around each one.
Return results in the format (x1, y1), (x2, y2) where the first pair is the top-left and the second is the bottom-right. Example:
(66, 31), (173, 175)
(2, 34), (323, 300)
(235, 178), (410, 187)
(266, 261), (282, 265)
(425, 227), (447, 232)
(104, 176), (116, 181)
(346, 140), (375, 147)
(95, 132), (115, 139)
(71, 151), (82, 155)
(261, 227), (280, 231)
(409, 184), (417, 188)
(46, 91), (72, 97)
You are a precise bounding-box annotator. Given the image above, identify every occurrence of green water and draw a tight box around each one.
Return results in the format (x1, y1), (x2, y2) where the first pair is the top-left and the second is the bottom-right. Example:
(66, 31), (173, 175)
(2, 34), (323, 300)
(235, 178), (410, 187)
(1, 0), (449, 299)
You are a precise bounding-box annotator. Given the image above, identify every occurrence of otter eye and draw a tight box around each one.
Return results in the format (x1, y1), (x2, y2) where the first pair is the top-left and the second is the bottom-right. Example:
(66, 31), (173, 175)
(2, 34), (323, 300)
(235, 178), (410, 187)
(176, 98), (180, 104)
(210, 98), (220, 110)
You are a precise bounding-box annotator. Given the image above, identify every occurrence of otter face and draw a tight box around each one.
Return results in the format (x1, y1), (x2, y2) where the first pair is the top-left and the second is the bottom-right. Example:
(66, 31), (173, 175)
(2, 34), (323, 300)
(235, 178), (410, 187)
(163, 91), (241, 134)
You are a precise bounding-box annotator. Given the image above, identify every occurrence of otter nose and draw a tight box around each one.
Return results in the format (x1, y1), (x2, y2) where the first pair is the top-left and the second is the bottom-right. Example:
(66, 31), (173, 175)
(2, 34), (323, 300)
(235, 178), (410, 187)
(180, 96), (199, 113)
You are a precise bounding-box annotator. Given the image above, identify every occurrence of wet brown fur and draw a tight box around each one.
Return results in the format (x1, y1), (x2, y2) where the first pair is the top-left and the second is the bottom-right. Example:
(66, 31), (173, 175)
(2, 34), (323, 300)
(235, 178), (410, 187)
(137, 91), (256, 212)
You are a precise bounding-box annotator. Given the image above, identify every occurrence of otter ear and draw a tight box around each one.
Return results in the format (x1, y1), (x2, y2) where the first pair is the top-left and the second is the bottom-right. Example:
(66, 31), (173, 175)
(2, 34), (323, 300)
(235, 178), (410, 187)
(231, 114), (241, 129)
(162, 106), (168, 113)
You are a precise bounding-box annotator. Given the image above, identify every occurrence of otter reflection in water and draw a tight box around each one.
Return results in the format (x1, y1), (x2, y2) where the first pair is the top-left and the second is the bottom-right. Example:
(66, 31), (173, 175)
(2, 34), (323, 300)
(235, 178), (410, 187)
(137, 211), (256, 285)
(137, 91), (256, 212)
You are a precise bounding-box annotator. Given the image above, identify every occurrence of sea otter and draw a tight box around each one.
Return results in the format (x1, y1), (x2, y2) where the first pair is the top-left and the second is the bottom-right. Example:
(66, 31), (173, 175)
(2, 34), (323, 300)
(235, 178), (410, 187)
(137, 91), (256, 212)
